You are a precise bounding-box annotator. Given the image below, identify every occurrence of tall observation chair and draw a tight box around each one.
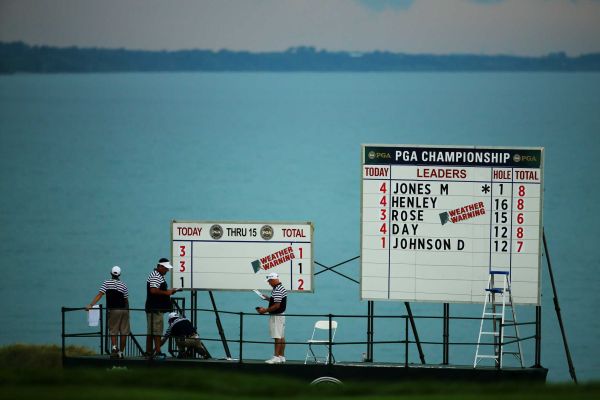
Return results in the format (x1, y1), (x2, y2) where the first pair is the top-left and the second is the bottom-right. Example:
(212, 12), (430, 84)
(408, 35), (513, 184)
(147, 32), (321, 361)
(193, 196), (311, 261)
(304, 320), (338, 364)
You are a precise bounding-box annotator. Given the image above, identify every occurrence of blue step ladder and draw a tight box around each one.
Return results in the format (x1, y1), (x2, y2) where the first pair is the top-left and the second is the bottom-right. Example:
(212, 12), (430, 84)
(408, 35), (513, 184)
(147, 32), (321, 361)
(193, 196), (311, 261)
(474, 271), (524, 368)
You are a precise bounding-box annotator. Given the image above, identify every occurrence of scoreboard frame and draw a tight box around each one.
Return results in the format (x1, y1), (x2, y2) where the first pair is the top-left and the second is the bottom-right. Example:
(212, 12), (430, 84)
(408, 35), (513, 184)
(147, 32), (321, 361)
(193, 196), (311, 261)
(171, 220), (314, 293)
(360, 144), (544, 305)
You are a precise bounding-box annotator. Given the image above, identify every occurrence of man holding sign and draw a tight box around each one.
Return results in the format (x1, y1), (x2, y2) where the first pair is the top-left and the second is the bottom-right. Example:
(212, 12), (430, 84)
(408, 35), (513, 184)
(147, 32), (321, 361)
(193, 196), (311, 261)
(86, 266), (130, 359)
(256, 272), (287, 364)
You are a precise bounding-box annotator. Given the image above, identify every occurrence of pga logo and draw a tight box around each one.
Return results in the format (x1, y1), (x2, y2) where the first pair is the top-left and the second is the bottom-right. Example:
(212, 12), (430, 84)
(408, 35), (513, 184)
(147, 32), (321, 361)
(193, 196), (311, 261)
(513, 154), (538, 163)
(368, 151), (391, 160)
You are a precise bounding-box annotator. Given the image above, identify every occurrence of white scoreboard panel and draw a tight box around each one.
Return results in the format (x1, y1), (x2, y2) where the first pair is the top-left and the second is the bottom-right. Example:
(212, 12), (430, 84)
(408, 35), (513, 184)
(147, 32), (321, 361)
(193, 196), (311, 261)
(171, 221), (313, 292)
(361, 145), (544, 305)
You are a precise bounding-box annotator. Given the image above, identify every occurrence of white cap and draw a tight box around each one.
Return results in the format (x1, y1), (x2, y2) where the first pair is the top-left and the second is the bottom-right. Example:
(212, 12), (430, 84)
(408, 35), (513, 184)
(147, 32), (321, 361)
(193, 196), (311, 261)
(266, 272), (279, 281)
(168, 312), (179, 320)
(158, 261), (173, 270)
(111, 266), (121, 276)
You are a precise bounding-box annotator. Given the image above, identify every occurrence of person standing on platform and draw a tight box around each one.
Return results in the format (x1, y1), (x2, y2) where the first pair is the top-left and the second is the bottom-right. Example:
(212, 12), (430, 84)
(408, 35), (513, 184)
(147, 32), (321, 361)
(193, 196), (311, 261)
(256, 272), (287, 364)
(145, 257), (180, 357)
(86, 266), (130, 359)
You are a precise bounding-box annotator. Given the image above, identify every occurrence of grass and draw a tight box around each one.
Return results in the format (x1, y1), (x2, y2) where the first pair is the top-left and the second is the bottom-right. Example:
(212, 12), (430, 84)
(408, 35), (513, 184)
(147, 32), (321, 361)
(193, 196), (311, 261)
(0, 343), (94, 369)
(0, 344), (598, 399)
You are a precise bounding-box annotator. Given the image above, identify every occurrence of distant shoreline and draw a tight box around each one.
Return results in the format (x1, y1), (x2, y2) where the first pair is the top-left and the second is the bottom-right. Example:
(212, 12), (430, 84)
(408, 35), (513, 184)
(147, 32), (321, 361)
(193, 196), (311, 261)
(2, 42), (599, 73)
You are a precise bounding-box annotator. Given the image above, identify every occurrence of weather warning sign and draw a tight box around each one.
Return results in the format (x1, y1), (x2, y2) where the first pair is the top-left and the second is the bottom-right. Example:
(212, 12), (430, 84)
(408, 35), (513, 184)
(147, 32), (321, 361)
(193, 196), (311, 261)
(251, 246), (296, 273)
(172, 221), (313, 292)
(360, 145), (544, 305)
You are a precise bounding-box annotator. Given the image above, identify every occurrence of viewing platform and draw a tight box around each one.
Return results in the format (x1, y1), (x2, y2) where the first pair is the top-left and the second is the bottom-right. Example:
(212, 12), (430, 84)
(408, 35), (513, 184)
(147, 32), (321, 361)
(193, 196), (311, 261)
(62, 303), (547, 384)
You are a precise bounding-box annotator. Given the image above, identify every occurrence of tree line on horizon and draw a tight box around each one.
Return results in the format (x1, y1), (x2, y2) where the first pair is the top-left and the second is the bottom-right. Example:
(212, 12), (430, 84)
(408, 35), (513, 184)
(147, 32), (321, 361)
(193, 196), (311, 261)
(1, 41), (599, 73)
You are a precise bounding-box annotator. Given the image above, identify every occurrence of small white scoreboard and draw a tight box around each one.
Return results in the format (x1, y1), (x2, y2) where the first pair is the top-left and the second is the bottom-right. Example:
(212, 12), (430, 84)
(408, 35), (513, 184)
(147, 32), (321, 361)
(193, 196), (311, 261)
(171, 221), (313, 292)
(361, 145), (544, 305)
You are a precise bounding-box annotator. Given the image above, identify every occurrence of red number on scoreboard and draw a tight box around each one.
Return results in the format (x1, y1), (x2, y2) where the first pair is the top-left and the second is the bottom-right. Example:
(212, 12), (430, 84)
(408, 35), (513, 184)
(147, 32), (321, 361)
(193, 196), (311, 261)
(380, 209), (387, 220)
(179, 260), (186, 272)
(297, 279), (304, 290)
(180, 245), (186, 257)
(380, 223), (387, 234)
(516, 227), (524, 238)
(379, 182), (387, 193)
(380, 196), (387, 207)
(517, 241), (524, 252)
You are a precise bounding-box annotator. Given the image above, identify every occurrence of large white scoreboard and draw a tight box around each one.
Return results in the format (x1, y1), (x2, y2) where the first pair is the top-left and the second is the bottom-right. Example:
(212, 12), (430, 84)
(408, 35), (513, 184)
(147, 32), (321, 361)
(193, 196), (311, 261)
(361, 145), (544, 305)
(171, 221), (313, 292)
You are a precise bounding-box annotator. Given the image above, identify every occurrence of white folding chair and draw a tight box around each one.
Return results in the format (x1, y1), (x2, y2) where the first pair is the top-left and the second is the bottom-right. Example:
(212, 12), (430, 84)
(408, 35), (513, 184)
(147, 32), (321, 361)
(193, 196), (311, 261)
(304, 320), (338, 364)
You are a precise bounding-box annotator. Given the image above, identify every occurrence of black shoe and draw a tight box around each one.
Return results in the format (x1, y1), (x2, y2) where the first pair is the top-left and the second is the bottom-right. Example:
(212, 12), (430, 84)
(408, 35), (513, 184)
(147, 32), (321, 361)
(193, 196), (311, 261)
(153, 352), (167, 359)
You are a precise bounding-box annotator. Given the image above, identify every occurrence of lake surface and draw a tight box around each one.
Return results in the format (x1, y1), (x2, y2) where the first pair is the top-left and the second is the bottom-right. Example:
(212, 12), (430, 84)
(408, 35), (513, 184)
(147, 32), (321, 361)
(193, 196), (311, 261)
(0, 72), (599, 381)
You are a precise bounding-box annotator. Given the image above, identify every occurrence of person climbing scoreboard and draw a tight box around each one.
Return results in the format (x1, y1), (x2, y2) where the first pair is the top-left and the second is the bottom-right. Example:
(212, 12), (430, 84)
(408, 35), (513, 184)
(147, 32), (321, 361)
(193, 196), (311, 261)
(360, 145), (544, 305)
(172, 221), (313, 292)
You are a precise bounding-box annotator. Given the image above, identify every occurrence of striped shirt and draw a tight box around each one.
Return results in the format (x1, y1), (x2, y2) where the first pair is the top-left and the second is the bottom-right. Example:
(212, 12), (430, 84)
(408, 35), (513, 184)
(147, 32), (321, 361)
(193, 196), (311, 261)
(99, 278), (128, 309)
(269, 283), (287, 314)
(147, 270), (166, 289)
(145, 269), (171, 312)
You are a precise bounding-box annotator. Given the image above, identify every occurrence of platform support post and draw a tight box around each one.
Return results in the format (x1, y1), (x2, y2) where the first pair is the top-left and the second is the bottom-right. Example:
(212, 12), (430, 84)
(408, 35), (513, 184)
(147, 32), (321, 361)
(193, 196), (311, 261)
(404, 316), (409, 367)
(443, 303), (450, 365)
(239, 312), (244, 363)
(328, 313), (333, 365)
(535, 305), (542, 368)
(405, 302), (426, 364)
(100, 305), (104, 355)
(209, 291), (231, 359)
(366, 301), (374, 362)
(191, 291), (198, 327)
(543, 230), (577, 383)
(61, 307), (66, 361)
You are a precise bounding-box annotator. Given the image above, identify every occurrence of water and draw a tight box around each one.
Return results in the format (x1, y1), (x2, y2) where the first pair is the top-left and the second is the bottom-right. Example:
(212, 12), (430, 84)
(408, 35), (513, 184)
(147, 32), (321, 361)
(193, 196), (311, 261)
(1, 72), (599, 382)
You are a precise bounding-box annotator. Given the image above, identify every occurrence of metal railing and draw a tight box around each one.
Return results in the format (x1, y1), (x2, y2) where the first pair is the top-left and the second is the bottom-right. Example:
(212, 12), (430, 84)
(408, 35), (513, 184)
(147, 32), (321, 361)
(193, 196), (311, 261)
(61, 304), (540, 369)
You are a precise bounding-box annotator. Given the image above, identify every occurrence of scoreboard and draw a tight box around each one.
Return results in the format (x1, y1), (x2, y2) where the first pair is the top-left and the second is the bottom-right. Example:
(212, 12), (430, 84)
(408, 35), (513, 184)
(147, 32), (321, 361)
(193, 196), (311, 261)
(360, 145), (544, 305)
(171, 221), (313, 292)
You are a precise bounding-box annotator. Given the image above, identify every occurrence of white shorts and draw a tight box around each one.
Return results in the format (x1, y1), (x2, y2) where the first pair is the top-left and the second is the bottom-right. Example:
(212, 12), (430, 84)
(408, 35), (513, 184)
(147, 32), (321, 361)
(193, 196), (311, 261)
(269, 314), (286, 339)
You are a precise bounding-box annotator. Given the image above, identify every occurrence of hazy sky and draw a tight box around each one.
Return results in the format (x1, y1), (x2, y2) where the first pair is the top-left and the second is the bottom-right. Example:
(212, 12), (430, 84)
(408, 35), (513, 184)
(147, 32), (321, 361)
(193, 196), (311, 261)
(1, 0), (599, 55)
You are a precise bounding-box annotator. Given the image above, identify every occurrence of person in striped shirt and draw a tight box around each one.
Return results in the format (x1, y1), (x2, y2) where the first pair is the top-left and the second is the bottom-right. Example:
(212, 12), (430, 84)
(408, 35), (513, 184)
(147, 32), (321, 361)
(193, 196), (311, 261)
(256, 272), (287, 364)
(161, 312), (211, 359)
(145, 258), (181, 357)
(86, 266), (130, 358)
